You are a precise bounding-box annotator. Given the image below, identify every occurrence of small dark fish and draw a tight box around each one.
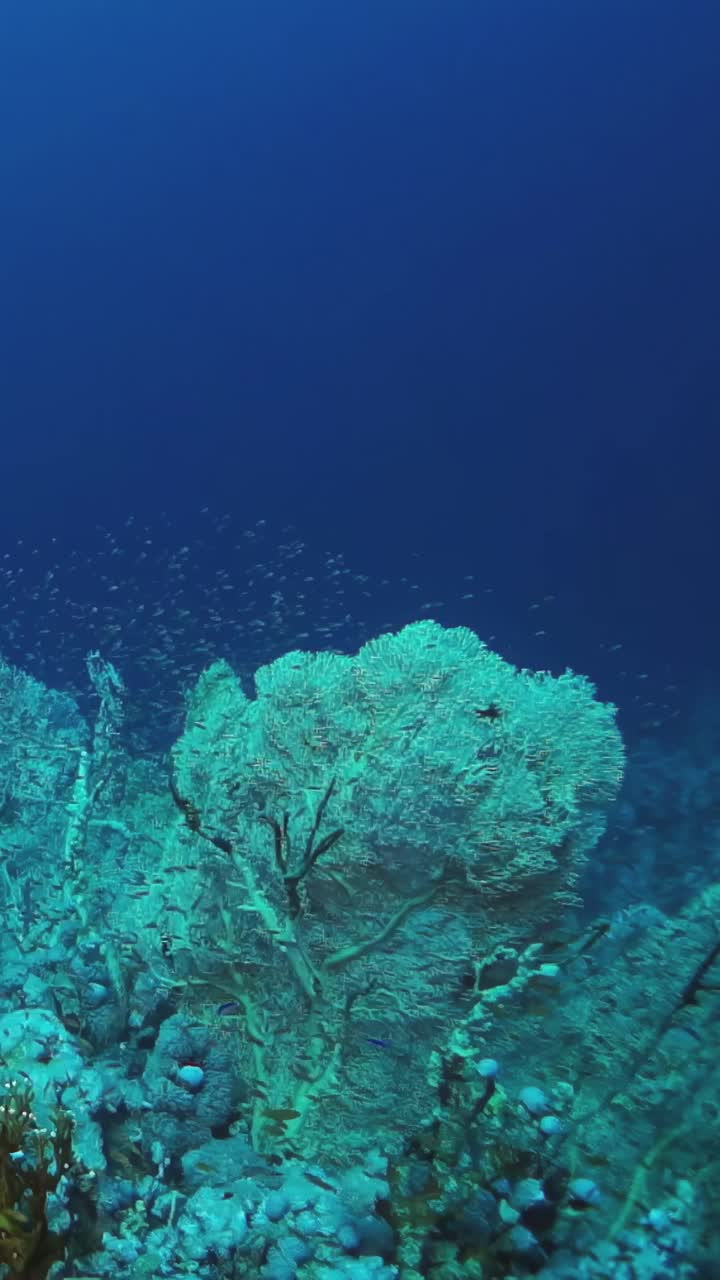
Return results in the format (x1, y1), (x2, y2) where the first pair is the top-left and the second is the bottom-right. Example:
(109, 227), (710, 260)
(366, 1036), (393, 1050)
(523, 1002), (551, 1018)
(263, 1107), (302, 1123)
(217, 1000), (242, 1017)
(239, 1165), (285, 1183)
(305, 1171), (338, 1193)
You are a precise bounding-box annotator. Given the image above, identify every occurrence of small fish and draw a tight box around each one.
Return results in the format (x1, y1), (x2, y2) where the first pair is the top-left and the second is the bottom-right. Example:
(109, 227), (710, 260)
(305, 1171), (338, 1193)
(217, 1000), (241, 1017)
(263, 1107), (302, 1123)
(239, 1164), (285, 1183)
(523, 1002), (551, 1018)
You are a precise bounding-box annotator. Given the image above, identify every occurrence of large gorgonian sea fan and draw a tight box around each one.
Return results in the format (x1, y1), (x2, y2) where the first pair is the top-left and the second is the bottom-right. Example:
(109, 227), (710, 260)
(173, 620), (624, 913)
(165, 622), (624, 1158)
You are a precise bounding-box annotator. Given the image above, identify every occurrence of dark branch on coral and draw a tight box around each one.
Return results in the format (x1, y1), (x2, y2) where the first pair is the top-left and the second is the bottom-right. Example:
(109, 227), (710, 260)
(302, 777), (336, 866)
(169, 774), (234, 856)
(259, 778), (345, 918)
(257, 812), (289, 875)
(170, 765), (344, 918)
(670, 935), (720, 1019)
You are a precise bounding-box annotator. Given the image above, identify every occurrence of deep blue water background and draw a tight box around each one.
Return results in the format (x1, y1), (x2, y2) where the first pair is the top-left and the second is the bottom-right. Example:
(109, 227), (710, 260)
(1, 0), (719, 725)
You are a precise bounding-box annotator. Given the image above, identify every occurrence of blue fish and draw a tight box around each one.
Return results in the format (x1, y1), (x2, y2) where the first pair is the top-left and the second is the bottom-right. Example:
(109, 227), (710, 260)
(217, 1000), (242, 1017)
(366, 1036), (393, 1050)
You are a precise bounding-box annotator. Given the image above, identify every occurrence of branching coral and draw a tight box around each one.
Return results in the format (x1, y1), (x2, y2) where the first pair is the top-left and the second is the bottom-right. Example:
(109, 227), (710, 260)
(0, 1079), (74, 1277)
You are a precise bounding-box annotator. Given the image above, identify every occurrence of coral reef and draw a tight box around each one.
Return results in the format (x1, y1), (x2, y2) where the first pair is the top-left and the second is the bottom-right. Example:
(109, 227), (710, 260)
(0, 625), (717, 1276)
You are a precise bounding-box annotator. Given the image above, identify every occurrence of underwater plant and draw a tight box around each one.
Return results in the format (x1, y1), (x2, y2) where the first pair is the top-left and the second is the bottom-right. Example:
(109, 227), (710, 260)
(0, 1078), (74, 1278)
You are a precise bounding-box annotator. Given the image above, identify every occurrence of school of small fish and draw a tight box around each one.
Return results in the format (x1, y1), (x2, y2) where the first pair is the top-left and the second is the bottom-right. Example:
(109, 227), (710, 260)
(0, 508), (677, 752)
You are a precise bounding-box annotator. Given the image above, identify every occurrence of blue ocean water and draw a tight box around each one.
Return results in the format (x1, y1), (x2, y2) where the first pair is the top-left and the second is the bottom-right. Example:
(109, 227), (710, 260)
(0, 3), (718, 1276)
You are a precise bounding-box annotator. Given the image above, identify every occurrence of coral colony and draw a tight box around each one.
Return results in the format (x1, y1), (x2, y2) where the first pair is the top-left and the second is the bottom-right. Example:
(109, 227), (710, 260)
(0, 613), (717, 1277)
